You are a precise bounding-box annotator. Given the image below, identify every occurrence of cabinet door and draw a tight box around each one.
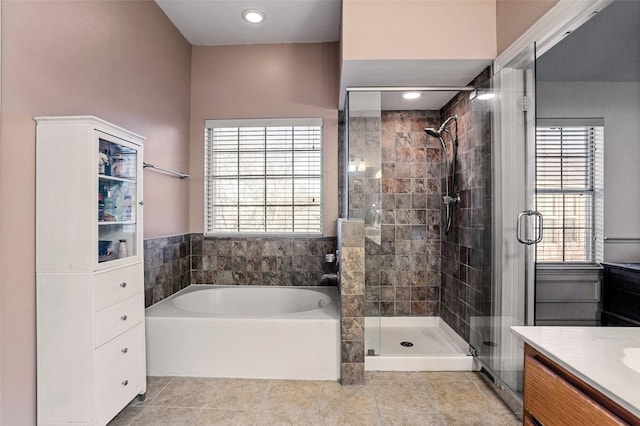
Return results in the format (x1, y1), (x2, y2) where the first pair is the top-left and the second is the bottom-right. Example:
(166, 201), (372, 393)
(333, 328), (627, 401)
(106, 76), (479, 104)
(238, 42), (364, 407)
(97, 132), (141, 267)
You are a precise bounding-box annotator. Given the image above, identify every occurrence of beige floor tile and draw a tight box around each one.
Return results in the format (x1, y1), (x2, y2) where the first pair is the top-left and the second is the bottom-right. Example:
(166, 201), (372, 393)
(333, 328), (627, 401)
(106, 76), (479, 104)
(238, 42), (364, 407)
(131, 406), (201, 425)
(257, 408), (320, 425)
(124, 374), (521, 425)
(151, 377), (222, 408)
(417, 372), (481, 382)
(262, 380), (322, 413)
(320, 410), (382, 426)
(130, 376), (173, 407)
(367, 371), (426, 382)
(428, 381), (494, 414)
(319, 382), (377, 413)
(373, 380), (438, 413)
(473, 382), (514, 414)
(195, 408), (258, 425)
(380, 412), (445, 426)
(204, 378), (269, 411)
(108, 405), (144, 426)
(441, 412), (521, 426)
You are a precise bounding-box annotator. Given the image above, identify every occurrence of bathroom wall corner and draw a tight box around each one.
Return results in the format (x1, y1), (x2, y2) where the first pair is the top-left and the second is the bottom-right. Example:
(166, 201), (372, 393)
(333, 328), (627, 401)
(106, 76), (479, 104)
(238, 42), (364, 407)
(143, 233), (192, 307)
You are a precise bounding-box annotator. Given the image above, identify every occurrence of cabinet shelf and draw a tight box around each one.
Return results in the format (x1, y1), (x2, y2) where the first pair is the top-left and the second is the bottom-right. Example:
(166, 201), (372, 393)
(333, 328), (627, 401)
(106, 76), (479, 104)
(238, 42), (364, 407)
(99, 174), (136, 184)
(99, 220), (137, 226)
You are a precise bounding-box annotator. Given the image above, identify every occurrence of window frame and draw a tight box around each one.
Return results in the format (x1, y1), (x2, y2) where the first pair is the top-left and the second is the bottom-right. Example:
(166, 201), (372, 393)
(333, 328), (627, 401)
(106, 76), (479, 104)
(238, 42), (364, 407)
(204, 117), (323, 237)
(535, 118), (604, 265)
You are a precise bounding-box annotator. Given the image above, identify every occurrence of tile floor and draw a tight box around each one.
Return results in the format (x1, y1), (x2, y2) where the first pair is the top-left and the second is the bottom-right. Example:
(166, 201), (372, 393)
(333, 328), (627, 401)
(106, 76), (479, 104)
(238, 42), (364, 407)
(108, 372), (520, 425)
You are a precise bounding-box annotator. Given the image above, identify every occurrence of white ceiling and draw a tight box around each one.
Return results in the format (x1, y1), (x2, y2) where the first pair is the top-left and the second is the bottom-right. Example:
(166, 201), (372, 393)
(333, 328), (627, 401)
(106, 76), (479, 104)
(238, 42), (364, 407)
(154, 0), (341, 45)
(341, 59), (492, 110)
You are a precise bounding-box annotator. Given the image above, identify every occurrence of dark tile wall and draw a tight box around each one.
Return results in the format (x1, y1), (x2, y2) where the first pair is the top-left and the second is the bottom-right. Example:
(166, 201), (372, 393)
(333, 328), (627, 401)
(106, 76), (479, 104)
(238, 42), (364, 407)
(143, 234), (191, 308)
(439, 68), (493, 342)
(348, 111), (443, 318)
(190, 234), (337, 286)
(144, 233), (337, 308)
(338, 219), (365, 385)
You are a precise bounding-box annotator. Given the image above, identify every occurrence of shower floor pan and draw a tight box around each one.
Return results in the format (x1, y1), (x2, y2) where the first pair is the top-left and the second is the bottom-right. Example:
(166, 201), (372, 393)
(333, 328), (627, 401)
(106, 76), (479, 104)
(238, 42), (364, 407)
(365, 316), (479, 371)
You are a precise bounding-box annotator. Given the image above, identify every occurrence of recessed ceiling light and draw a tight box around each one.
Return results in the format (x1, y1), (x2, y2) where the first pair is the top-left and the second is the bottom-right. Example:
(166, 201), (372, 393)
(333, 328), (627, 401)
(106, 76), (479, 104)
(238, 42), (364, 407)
(242, 9), (265, 24)
(402, 92), (421, 100)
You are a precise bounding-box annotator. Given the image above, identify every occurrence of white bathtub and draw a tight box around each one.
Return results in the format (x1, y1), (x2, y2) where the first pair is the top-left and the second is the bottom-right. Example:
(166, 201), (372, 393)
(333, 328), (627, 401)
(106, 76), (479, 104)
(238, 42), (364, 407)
(145, 285), (340, 380)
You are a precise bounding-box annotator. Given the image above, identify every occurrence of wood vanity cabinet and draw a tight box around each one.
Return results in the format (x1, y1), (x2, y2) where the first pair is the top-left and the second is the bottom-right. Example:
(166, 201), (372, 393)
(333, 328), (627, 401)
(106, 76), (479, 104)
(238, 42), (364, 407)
(523, 344), (639, 425)
(36, 116), (146, 426)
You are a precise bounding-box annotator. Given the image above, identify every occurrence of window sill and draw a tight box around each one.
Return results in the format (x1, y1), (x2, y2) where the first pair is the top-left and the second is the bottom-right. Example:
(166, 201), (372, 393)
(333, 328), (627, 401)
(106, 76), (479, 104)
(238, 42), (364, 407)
(536, 263), (604, 272)
(203, 232), (324, 239)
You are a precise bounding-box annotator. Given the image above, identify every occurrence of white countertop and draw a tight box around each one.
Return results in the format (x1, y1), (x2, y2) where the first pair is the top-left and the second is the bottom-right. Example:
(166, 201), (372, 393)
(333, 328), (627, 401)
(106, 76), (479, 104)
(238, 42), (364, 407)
(511, 326), (640, 418)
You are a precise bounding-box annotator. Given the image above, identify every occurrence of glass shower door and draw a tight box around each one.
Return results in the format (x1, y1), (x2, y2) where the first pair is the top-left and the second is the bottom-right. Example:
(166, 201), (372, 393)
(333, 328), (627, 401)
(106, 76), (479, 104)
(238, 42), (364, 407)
(473, 43), (537, 397)
(346, 91), (383, 356)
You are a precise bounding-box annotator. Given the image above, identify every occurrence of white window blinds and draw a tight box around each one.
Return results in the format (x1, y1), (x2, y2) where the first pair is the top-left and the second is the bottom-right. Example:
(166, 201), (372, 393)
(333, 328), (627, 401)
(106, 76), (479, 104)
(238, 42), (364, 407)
(535, 119), (604, 263)
(205, 118), (322, 235)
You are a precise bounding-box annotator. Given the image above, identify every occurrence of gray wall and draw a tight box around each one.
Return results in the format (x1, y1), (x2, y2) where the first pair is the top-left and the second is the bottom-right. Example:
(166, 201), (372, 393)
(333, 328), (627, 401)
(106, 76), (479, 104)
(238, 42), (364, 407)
(537, 81), (640, 261)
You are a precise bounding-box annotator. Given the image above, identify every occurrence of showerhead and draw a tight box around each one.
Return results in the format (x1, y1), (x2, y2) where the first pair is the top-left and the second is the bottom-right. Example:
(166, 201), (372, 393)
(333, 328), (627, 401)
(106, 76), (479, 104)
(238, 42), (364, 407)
(424, 128), (441, 138)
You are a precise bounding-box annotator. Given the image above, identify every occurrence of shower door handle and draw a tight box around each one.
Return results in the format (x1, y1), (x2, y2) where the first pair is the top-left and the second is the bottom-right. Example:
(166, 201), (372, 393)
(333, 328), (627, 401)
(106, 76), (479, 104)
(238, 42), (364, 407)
(517, 210), (543, 245)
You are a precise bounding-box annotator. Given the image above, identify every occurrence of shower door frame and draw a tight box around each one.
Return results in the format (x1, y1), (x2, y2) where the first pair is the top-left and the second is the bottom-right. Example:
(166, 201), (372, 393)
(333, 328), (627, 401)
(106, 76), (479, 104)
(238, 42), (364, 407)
(477, 43), (536, 400)
(484, 0), (616, 401)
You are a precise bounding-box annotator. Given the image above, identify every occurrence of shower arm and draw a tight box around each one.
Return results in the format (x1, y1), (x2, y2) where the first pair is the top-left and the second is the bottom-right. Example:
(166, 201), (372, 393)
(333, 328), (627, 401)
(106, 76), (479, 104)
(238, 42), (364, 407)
(438, 115), (458, 134)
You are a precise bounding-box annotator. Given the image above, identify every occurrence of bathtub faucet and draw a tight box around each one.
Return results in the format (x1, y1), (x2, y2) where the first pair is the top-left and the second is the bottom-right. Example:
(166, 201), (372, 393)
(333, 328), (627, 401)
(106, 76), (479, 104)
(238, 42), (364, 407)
(321, 273), (338, 284)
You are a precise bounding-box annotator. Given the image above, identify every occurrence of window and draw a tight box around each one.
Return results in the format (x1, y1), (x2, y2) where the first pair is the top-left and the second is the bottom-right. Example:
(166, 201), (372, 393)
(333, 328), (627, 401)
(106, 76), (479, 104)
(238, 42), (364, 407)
(536, 119), (603, 263)
(205, 118), (322, 235)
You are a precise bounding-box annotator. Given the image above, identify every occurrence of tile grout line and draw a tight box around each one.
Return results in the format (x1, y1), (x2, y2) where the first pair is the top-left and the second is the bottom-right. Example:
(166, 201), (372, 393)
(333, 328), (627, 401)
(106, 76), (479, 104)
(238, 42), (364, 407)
(123, 377), (175, 425)
(255, 379), (272, 421)
(369, 374), (386, 426)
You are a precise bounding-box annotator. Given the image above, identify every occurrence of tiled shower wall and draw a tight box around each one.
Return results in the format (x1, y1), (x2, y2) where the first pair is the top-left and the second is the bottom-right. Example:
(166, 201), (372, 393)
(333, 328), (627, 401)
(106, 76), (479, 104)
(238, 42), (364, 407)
(348, 111), (444, 317)
(439, 68), (493, 342)
(144, 234), (337, 308)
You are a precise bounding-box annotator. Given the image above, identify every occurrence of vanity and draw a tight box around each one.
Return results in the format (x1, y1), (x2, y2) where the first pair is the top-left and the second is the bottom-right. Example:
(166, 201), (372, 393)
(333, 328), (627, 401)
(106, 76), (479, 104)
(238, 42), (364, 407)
(512, 327), (640, 425)
(601, 262), (640, 326)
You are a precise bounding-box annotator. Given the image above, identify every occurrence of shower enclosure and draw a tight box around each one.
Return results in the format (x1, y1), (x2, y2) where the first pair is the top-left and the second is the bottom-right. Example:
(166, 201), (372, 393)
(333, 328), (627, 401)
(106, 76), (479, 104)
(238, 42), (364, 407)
(344, 81), (493, 371)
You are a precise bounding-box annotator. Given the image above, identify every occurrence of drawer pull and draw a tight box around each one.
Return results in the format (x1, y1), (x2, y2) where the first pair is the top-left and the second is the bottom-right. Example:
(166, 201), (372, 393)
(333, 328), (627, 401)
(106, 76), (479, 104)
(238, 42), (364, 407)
(120, 282), (127, 288)
(121, 347), (128, 354)
(122, 380), (129, 386)
(120, 315), (128, 321)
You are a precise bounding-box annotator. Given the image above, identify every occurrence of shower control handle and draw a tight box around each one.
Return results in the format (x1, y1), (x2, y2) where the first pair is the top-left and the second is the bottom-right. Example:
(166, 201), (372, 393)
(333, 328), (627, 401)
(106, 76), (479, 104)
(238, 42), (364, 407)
(517, 210), (543, 245)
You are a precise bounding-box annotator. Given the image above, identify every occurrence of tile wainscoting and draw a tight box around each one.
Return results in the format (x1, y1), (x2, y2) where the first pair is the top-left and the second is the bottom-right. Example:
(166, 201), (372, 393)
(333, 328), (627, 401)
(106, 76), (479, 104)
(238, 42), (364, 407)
(144, 233), (337, 306)
(143, 234), (191, 307)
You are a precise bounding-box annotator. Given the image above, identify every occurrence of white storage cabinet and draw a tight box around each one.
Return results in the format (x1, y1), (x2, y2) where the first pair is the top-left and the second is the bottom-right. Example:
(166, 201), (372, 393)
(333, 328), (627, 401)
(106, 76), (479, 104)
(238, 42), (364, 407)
(36, 116), (146, 425)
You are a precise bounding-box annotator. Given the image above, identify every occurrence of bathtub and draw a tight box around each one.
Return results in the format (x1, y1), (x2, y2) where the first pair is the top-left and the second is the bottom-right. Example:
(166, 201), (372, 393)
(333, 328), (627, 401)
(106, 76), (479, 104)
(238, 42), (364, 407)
(145, 285), (340, 380)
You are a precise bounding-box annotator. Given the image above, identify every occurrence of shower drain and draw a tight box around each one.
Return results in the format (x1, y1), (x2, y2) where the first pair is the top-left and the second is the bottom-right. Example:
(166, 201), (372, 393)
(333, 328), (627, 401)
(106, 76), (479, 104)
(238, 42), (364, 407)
(400, 341), (414, 347)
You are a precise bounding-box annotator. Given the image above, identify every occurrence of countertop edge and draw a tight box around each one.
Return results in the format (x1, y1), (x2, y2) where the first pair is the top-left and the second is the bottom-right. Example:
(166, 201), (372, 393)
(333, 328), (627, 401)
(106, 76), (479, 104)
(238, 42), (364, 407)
(511, 326), (640, 419)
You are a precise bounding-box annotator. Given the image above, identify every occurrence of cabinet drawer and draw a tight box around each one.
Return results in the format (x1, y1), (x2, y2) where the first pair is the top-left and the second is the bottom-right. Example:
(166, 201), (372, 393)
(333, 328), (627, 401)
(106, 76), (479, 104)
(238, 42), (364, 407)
(524, 354), (625, 425)
(93, 264), (143, 311)
(95, 324), (145, 422)
(94, 292), (143, 347)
